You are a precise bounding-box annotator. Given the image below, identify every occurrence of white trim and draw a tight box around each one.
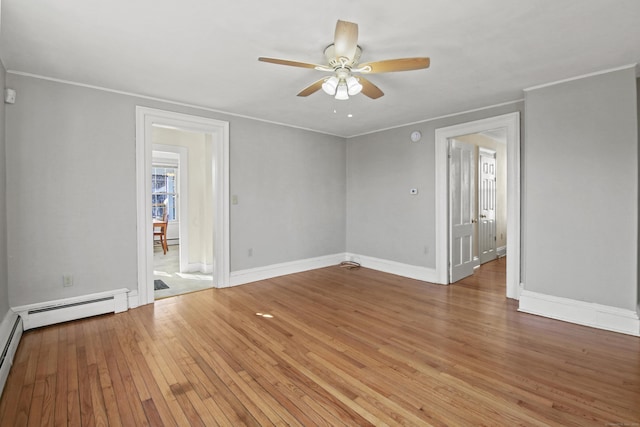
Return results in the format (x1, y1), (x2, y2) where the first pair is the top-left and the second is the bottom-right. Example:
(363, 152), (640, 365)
(523, 64), (637, 92)
(496, 245), (507, 257)
(184, 263), (214, 274)
(152, 143), (189, 272)
(128, 290), (139, 309)
(8, 70), (526, 139)
(435, 112), (521, 299)
(230, 253), (440, 288)
(8, 71), (342, 138)
(229, 254), (347, 287)
(519, 290), (640, 337)
(0, 310), (23, 398)
(349, 99), (524, 138)
(346, 253), (439, 284)
(12, 289), (129, 330)
(136, 107), (230, 305)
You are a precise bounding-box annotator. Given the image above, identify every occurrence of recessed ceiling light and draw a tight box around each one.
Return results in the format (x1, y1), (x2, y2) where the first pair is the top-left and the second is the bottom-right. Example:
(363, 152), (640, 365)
(347, 114), (353, 118)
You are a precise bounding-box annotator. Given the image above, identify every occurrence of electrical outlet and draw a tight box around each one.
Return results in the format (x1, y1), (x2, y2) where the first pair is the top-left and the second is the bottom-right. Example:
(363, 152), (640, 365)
(232, 195), (238, 205)
(63, 274), (73, 287)
(248, 248), (253, 257)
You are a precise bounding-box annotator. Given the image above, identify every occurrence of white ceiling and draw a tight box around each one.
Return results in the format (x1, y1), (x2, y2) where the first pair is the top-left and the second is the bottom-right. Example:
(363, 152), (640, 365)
(1, 0), (639, 137)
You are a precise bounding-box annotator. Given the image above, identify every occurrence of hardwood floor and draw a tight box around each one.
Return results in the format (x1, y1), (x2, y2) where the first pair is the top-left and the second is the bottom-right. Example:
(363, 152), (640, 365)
(1, 259), (639, 426)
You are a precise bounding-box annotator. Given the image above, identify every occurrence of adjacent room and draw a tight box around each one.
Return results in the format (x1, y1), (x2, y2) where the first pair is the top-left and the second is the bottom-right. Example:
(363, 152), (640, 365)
(0, 1), (639, 425)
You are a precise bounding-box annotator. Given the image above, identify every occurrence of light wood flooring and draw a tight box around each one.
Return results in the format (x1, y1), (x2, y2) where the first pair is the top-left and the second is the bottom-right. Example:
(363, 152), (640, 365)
(1, 259), (639, 426)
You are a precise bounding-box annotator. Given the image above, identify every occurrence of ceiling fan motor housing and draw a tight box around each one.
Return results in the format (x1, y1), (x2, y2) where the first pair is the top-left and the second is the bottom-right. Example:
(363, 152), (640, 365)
(324, 44), (363, 69)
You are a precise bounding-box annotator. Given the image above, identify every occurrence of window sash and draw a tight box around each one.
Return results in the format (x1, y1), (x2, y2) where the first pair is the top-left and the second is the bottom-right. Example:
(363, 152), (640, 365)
(152, 166), (178, 221)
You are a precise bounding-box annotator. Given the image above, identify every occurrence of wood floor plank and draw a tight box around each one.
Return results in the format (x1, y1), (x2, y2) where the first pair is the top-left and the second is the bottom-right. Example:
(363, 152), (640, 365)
(65, 324), (81, 426)
(1, 260), (639, 426)
(126, 308), (198, 426)
(53, 324), (68, 426)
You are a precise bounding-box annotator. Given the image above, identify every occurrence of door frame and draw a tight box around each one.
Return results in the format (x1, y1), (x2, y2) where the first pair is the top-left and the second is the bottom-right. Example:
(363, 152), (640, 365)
(435, 112), (521, 299)
(135, 107), (230, 306)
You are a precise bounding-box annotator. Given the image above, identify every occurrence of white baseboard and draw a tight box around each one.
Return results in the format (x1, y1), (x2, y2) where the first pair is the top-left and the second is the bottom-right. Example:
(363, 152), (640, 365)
(229, 253), (347, 287)
(12, 288), (130, 330)
(229, 252), (438, 289)
(497, 246), (507, 257)
(0, 310), (23, 398)
(346, 253), (438, 284)
(519, 290), (640, 336)
(184, 262), (213, 274)
(128, 290), (140, 309)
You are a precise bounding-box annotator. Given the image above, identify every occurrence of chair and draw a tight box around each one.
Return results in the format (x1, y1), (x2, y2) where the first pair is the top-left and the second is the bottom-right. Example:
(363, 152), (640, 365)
(153, 212), (169, 254)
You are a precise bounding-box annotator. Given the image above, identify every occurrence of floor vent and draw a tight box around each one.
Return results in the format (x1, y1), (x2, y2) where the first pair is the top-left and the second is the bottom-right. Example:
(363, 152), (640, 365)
(0, 313), (23, 397)
(13, 288), (129, 330)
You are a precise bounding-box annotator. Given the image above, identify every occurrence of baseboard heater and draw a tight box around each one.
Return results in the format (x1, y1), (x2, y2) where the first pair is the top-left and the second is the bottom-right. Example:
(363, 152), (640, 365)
(0, 312), (23, 397)
(13, 288), (129, 331)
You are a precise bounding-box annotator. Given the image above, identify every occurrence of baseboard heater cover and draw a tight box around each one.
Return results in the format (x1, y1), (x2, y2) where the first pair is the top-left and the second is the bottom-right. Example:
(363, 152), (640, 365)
(13, 288), (129, 330)
(0, 313), (23, 398)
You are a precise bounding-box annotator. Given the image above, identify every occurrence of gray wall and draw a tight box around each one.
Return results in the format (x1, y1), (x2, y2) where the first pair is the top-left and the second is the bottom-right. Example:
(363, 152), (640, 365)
(5, 74), (346, 307)
(346, 102), (523, 268)
(231, 119), (345, 270)
(523, 68), (638, 310)
(0, 62), (9, 319)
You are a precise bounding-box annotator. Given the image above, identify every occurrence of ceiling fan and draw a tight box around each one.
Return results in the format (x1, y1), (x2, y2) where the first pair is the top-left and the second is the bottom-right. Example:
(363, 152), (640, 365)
(258, 20), (430, 100)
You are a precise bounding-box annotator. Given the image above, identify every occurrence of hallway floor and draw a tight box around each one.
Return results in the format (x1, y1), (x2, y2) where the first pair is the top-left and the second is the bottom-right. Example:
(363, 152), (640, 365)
(153, 243), (213, 299)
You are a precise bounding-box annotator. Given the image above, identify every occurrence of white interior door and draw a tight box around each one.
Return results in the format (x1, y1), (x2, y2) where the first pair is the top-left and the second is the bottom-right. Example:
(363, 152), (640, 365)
(479, 148), (497, 264)
(449, 139), (476, 282)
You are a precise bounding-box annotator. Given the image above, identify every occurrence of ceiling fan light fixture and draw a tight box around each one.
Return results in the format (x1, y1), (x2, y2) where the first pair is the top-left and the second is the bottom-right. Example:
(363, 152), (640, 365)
(322, 76), (339, 95)
(346, 76), (362, 96)
(335, 82), (349, 100)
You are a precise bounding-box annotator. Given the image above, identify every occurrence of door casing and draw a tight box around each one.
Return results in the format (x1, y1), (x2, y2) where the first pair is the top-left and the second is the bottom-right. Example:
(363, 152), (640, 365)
(135, 107), (230, 307)
(435, 112), (521, 299)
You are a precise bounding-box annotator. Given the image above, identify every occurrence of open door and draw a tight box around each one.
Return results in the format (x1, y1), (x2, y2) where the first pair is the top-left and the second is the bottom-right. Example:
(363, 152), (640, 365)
(449, 139), (476, 282)
(478, 148), (497, 264)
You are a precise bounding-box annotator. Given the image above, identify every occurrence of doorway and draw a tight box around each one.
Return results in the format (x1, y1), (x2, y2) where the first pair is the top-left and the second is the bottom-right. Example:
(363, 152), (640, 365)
(152, 132), (215, 298)
(435, 112), (521, 299)
(450, 132), (507, 274)
(135, 107), (230, 307)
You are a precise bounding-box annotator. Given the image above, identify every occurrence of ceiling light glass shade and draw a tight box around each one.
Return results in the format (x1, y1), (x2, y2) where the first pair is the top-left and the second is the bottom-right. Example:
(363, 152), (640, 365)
(335, 82), (349, 100)
(346, 76), (362, 96)
(322, 76), (339, 95)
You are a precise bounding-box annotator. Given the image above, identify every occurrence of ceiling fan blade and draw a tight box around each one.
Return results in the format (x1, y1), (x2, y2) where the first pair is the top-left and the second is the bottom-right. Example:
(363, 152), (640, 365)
(333, 20), (358, 62)
(359, 57), (430, 73)
(359, 77), (384, 99)
(297, 79), (325, 97)
(258, 57), (324, 69)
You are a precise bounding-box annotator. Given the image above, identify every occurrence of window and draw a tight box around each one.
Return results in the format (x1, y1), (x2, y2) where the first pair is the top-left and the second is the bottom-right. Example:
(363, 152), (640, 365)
(152, 166), (178, 221)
